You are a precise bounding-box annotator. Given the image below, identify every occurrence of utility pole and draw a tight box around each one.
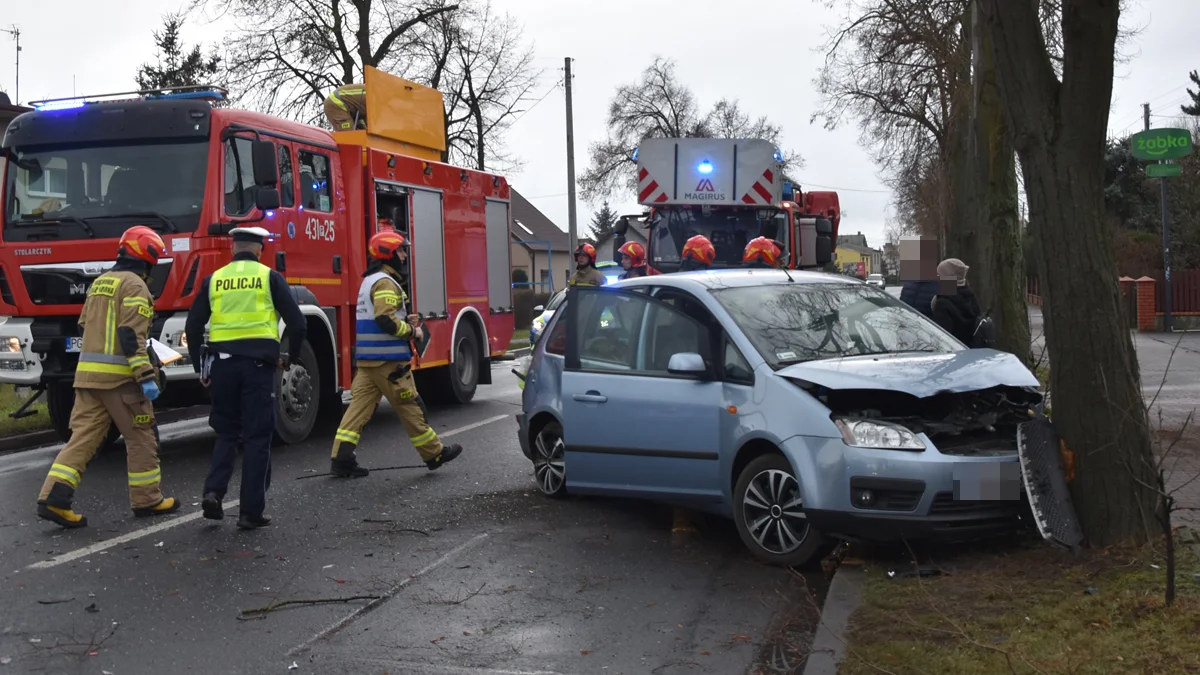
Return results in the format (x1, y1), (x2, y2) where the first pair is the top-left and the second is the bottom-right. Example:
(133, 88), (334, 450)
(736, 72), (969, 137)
(1, 26), (18, 104)
(564, 57), (578, 256)
(1146, 102), (1174, 331)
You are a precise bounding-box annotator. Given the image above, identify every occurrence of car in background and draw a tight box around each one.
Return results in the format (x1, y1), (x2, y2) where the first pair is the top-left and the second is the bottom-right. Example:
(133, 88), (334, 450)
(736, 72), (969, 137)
(866, 273), (885, 289)
(515, 270), (1042, 566)
(528, 261), (622, 345)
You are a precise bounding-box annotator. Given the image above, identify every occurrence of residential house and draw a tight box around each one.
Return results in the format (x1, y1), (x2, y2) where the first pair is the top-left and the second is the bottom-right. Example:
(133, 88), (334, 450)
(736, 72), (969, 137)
(592, 219), (649, 265)
(837, 232), (870, 249)
(835, 242), (884, 278)
(510, 189), (573, 293)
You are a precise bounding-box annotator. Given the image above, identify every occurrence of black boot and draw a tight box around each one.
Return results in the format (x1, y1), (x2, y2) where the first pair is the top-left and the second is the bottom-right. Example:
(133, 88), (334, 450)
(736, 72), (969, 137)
(425, 444), (463, 470)
(331, 441), (369, 478)
(237, 514), (272, 530)
(201, 492), (224, 520)
(37, 483), (87, 529)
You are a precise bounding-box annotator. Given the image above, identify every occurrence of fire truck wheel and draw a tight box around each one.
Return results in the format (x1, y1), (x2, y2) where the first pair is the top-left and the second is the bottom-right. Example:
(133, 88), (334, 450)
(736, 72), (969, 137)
(274, 339), (321, 445)
(445, 323), (481, 404)
(46, 382), (121, 452)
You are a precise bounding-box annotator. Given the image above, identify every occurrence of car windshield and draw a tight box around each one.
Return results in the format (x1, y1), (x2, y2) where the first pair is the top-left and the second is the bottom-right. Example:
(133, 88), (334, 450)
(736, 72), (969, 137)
(649, 205), (787, 269)
(3, 140), (209, 241)
(710, 282), (964, 367)
(546, 290), (567, 312)
(868, 274), (882, 281)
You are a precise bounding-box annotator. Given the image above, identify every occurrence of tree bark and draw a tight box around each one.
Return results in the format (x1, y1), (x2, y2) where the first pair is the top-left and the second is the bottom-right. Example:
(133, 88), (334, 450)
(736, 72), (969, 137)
(979, 0), (1159, 546)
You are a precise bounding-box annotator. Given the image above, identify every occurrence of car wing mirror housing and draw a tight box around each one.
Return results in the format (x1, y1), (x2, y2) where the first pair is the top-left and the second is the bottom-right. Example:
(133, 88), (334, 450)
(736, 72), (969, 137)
(667, 352), (707, 376)
(532, 305), (544, 313)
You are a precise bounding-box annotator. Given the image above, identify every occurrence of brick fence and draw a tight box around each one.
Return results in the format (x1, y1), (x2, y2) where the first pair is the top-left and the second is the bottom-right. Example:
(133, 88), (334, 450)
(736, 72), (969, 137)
(1027, 276), (1191, 332)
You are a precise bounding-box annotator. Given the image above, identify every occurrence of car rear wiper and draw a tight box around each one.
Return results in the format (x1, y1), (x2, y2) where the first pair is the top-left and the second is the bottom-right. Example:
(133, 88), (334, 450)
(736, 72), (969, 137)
(87, 212), (179, 233)
(17, 216), (96, 238)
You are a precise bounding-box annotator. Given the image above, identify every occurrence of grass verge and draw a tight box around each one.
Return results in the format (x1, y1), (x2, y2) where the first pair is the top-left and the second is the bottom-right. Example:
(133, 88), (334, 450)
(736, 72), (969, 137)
(0, 384), (52, 436)
(509, 328), (530, 350)
(838, 536), (1200, 674)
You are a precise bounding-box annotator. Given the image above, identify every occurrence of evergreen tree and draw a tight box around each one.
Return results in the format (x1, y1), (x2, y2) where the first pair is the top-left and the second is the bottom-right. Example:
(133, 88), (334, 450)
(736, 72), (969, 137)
(136, 14), (221, 93)
(589, 202), (617, 240)
(1183, 71), (1200, 116)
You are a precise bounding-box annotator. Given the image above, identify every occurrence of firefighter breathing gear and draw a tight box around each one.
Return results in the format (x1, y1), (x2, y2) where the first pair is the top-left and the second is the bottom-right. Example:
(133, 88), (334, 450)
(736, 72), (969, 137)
(36, 226), (179, 529)
(569, 243), (606, 286)
(681, 235), (716, 271)
(191, 223), (306, 530)
(743, 236), (784, 269)
(329, 231), (463, 478)
(618, 241), (647, 280)
(324, 82), (368, 131)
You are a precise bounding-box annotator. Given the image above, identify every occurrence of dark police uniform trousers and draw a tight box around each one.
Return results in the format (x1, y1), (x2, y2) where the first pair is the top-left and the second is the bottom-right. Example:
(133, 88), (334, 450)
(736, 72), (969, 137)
(202, 355), (277, 518)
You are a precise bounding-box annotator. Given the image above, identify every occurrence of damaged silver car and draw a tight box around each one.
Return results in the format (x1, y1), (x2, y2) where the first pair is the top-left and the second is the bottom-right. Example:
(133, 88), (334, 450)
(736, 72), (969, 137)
(516, 269), (1044, 567)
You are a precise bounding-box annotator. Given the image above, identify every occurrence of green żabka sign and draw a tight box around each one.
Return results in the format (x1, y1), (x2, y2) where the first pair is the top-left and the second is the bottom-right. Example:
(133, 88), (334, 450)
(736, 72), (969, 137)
(1131, 128), (1194, 161)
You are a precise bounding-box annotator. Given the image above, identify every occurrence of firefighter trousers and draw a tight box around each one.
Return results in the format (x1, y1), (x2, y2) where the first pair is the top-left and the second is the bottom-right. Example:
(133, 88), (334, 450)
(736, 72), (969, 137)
(331, 362), (443, 463)
(38, 383), (164, 510)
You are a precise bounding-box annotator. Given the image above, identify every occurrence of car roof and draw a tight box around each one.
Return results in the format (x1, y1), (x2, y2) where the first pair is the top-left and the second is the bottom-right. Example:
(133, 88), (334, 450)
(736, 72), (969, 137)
(608, 268), (862, 293)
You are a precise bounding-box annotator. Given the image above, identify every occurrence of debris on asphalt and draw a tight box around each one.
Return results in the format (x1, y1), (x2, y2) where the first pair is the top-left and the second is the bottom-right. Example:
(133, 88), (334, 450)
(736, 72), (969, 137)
(36, 598), (73, 605)
(288, 662), (299, 670)
(154, 542), (164, 548)
(85, 603), (99, 613)
(0, 656), (11, 665)
(238, 595), (381, 620)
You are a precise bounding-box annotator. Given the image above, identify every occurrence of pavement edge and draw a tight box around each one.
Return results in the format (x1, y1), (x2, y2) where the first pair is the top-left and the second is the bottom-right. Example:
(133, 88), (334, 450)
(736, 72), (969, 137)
(802, 563), (866, 675)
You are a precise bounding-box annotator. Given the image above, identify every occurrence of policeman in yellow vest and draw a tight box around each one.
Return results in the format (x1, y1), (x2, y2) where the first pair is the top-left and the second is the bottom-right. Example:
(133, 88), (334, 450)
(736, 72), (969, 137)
(36, 226), (179, 528)
(184, 226), (307, 530)
(324, 82), (368, 131)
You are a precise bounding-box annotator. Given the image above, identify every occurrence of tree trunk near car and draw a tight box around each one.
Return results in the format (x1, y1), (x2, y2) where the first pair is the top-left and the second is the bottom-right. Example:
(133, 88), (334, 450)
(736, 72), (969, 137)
(979, 0), (1159, 546)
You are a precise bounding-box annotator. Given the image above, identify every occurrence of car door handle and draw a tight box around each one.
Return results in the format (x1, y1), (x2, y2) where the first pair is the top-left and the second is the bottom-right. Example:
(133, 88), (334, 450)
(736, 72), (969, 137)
(573, 392), (607, 403)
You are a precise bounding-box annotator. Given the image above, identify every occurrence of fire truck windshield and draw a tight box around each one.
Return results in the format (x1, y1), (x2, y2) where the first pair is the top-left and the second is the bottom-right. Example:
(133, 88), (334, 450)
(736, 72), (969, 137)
(648, 206), (788, 270)
(2, 139), (209, 242)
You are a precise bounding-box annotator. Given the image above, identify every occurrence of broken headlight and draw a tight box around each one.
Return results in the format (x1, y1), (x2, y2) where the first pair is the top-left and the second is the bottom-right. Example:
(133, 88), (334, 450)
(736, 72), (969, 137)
(834, 418), (925, 451)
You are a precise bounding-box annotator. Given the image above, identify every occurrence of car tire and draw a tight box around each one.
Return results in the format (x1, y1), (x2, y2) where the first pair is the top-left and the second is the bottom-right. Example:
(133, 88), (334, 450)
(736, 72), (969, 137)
(733, 453), (825, 567)
(531, 420), (567, 498)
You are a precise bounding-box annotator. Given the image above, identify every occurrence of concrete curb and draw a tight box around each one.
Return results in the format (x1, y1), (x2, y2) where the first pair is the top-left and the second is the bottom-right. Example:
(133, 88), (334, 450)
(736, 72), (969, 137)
(507, 346), (531, 358)
(0, 429), (59, 455)
(802, 565), (866, 675)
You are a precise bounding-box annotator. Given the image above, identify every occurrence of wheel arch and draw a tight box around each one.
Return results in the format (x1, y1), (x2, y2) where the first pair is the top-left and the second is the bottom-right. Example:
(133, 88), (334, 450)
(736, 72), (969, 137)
(450, 306), (489, 364)
(527, 410), (563, 447)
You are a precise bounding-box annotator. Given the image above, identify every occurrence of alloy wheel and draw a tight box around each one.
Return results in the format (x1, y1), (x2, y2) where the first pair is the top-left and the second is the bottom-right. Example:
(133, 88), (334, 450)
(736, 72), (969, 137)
(741, 468), (809, 555)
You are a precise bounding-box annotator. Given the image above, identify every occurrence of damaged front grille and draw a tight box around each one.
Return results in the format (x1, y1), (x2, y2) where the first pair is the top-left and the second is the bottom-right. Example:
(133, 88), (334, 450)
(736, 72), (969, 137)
(822, 385), (1041, 456)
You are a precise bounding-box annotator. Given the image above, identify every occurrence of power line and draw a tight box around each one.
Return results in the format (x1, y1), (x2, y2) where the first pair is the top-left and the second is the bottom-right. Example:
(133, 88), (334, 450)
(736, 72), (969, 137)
(509, 82), (560, 127)
(793, 179), (891, 194)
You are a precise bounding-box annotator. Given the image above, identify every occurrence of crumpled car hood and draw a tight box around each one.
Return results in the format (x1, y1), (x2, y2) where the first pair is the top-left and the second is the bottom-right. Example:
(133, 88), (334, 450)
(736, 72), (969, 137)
(776, 349), (1039, 397)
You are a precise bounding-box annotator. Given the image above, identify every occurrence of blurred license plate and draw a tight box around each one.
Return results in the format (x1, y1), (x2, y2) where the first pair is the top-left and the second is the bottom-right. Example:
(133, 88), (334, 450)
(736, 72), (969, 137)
(65, 337), (83, 353)
(952, 461), (1022, 501)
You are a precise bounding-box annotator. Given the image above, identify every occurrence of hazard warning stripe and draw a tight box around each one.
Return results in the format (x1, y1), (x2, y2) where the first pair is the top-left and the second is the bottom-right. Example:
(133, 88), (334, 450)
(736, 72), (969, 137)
(753, 182), (773, 202)
(639, 180), (662, 202)
(638, 166), (669, 203)
(741, 168), (777, 205)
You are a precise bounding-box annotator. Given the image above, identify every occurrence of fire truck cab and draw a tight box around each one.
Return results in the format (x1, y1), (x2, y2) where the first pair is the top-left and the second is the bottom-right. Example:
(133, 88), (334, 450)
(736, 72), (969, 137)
(0, 68), (515, 446)
(612, 137), (840, 273)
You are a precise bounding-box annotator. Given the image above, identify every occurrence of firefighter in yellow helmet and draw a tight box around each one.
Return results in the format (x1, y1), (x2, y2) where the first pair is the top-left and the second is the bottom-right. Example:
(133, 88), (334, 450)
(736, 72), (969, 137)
(329, 229), (463, 478)
(36, 226), (179, 528)
(324, 82), (368, 131)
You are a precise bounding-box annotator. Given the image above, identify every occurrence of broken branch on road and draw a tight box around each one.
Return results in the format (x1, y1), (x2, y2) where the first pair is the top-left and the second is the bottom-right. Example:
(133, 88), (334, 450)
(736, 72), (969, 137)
(238, 595), (381, 620)
(296, 464), (427, 480)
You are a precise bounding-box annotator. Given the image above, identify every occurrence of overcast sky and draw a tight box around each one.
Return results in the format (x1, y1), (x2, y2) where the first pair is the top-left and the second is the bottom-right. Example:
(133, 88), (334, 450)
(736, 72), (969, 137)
(4, 0), (1197, 251)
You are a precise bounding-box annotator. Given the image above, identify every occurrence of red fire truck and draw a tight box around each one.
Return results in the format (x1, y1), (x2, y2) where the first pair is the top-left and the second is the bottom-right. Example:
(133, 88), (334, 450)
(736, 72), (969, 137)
(0, 67), (515, 445)
(612, 137), (841, 272)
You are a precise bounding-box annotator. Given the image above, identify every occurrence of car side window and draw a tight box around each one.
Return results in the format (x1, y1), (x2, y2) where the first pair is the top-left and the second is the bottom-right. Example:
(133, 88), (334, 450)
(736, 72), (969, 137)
(723, 339), (755, 384)
(545, 312), (567, 355)
(277, 145), (295, 208)
(223, 136), (257, 217)
(575, 292), (647, 371)
(638, 302), (707, 375)
(299, 150), (333, 212)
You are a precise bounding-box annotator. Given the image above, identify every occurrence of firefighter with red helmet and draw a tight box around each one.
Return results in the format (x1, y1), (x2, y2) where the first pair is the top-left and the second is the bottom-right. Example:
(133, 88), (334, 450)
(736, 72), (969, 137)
(36, 226), (179, 528)
(679, 235), (716, 272)
(569, 242), (607, 286)
(743, 236), (786, 269)
(328, 229), (463, 478)
(618, 241), (648, 280)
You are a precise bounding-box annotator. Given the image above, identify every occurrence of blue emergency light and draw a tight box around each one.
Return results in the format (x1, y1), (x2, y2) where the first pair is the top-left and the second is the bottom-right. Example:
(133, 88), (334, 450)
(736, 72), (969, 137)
(783, 182), (795, 201)
(33, 99), (87, 112)
(32, 86), (228, 112)
(774, 149), (785, 163)
(697, 160), (713, 174)
(631, 147), (639, 162)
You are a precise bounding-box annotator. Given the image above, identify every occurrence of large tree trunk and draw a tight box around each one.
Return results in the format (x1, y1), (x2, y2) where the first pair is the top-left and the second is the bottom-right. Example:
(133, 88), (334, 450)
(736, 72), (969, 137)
(975, 10), (1032, 365)
(980, 0), (1159, 546)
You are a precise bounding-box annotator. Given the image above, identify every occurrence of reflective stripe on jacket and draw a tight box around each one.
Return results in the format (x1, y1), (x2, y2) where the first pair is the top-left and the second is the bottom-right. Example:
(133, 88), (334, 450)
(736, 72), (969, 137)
(355, 271), (412, 362)
(75, 270), (157, 389)
(208, 260), (279, 344)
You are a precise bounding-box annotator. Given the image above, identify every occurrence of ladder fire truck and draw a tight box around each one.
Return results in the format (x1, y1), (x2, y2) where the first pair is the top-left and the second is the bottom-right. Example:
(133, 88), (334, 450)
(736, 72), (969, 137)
(0, 67), (515, 446)
(612, 137), (841, 272)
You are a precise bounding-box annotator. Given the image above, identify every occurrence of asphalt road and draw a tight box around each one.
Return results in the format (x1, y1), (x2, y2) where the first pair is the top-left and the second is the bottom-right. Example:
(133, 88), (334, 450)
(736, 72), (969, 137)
(0, 365), (825, 675)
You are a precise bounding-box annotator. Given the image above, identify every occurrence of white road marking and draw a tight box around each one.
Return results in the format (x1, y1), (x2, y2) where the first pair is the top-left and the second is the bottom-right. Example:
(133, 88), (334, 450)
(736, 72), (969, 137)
(21, 413), (511, 571)
(288, 532), (491, 657)
(311, 657), (574, 675)
(27, 500), (241, 570)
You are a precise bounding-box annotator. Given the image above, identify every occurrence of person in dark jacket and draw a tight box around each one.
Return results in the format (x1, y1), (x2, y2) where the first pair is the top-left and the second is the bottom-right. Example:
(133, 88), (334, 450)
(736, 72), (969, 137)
(899, 279), (939, 320)
(930, 258), (982, 344)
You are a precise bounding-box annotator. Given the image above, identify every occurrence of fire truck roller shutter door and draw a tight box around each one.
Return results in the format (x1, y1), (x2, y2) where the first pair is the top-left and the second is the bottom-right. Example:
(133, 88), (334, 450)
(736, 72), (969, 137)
(410, 189), (447, 316)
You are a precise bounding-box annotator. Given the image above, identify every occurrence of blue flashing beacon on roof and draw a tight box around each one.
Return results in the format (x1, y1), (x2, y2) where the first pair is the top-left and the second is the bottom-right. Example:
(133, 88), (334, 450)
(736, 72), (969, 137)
(697, 160), (713, 174)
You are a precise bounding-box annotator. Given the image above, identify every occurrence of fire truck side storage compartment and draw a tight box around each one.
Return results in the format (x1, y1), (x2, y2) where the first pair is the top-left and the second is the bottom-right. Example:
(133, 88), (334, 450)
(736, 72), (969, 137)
(410, 188), (448, 318)
(797, 217), (817, 268)
(485, 199), (512, 312)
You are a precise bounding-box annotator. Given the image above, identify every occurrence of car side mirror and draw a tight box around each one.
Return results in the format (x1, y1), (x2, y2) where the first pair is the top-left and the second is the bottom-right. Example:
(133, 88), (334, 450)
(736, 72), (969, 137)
(255, 187), (282, 211)
(532, 305), (544, 313)
(251, 140), (280, 187)
(667, 352), (706, 376)
(614, 217), (629, 235)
